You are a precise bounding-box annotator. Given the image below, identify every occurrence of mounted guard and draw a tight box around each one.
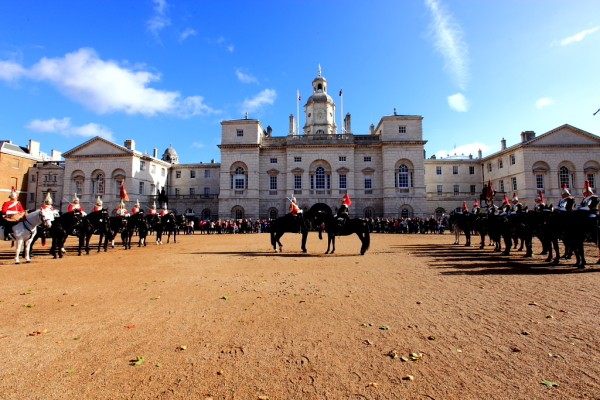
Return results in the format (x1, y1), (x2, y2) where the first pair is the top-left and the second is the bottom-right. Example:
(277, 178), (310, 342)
(533, 190), (547, 212)
(579, 180), (598, 216)
(149, 202), (158, 215)
(2, 186), (26, 240)
(92, 196), (103, 212)
(159, 203), (169, 216)
(115, 199), (130, 217)
(68, 193), (86, 215)
(41, 192), (55, 211)
(131, 199), (141, 214)
(337, 193), (351, 227)
(509, 193), (523, 214)
(557, 184), (573, 211)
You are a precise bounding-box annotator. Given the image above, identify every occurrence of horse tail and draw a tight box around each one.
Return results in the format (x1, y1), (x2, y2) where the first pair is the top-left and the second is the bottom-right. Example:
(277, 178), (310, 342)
(270, 222), (276, 247)
(319, 222), (324, 240)
(41, 235), (46, 247)
(363, 223), (371, 251)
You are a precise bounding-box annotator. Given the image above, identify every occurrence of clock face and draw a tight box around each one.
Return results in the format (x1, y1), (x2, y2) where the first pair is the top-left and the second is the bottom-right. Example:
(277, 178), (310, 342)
(314, 105), (326, 121)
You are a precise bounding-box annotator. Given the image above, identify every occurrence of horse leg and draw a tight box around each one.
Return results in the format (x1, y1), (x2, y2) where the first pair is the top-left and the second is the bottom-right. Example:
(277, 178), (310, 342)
(464, 231), (471, 247)
(14, 239), (23, 264)
(330, 234), (336, 254)
(301, 231), (307, 253)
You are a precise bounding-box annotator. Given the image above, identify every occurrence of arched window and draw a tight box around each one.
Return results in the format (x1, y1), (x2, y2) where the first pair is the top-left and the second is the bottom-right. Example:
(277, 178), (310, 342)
(316, 129), (325, 134)
(201, 209), (211, 220)
(93, 173), (105, 194)
(559, 166), (570, 188)
(234, 209), (243, 219)
(401, 208), (410, 218)
(315, 167), (325, 189)
(364, 208), (373, 219)
(269, 208), (278, 220)
(397, 164), (409, 188)
(435, 208), (445, 219)
(233, 167), (246, 190)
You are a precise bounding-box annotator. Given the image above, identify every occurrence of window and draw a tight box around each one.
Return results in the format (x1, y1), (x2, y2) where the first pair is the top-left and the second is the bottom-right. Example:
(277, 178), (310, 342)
(175, 188), (180, 196)
(176, 171), (181, 179)
(339, 156), (346, 162)
(140, 161), (145, 171)
(161, 168), (165, 177)
(234, 167), (245, 190)
(29, 193), (34, 202)
(233, 208), (243, 219)
(204, 187), (210, 195)
(559, 166), (570, 188)
(469, 166), (475, 175)
(30, 175), (35, 182)
(399, 126), (406, 134)
(587, 173), (595, 188)
(294, 175), (302, 190)
(204, 170), (210, 178)
(364, 157), (371, 162)
(452, 166), (458, 175)
(269, 209), (278, 220)
(499, 180), (505, 192)
(236, 129), (243, 137)
(364, 209), (373, 219)
(75, 180), (82, 194)
(339, 174), (347, 189)
(512, 177), (518, 190)
(269, 176), (277, 190)
(510, 154), (516, 165)
(270, 158), (277, 164)
(364, 175), (372, 189)
(401, 208), (410, 218)
(190, 188), (195, 195)
(294, 157), (301, 163)
(470, 185), (476, 193)
(138, 182), (144, 195)
(437, 185), (443, 193)
(536, 174), (544, 190)
(151, 183), (156, 194)
(436, 166), (442, 175)
(397, 165), (409, 188)
(151, 165), (156, 174)
(93, 173), (105, 194)
(488, 163), (492, 172)
(454, 185), (460, 194)
(498, 159), (503, 169)
(315, 167), (325, 189)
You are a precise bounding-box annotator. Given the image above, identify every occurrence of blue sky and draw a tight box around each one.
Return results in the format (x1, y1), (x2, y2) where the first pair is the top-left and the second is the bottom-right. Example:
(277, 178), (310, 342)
(1, 0), (599, 163)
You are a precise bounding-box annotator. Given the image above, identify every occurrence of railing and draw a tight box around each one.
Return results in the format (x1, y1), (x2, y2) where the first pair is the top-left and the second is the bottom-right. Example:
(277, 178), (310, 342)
(261, 133), (381, 147)
(148, 194), (217, 200)
(39, 182), (59, 187)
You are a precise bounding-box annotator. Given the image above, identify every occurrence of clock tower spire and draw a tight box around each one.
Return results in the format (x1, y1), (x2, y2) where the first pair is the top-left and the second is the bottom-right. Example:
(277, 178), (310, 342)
(303, 67), (337, 135)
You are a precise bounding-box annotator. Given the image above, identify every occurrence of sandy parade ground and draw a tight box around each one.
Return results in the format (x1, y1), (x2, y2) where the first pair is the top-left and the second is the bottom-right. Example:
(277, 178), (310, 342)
(0, 230), (599, 400)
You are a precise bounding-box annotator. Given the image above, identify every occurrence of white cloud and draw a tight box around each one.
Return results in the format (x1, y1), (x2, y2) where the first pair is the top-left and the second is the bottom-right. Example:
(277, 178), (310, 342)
(26, 117), (115, 141)
(435, 142), (491, 159)
(235, 68), (258, 84)
(560, 26), (599, 45)
(191, 142), (204, 148)
(0, 60), (26, 81)
(147, 0), (171, 40)
(1, 48), (218, 117)
(180, 28), (196, 42)
(425, 0), (469, 91)
(227, 45), (234, 52)
(241, 89), (276, 113)
(447, 93), (468, 112)
(536, 97), (554, 109)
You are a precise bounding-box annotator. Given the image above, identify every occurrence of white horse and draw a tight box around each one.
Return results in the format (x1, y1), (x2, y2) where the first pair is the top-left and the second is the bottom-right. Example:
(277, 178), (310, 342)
(1, 209), (55, 264)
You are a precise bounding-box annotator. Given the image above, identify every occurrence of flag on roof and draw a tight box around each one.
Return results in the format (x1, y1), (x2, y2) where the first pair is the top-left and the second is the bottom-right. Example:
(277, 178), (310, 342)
(119, 182), (129, 201)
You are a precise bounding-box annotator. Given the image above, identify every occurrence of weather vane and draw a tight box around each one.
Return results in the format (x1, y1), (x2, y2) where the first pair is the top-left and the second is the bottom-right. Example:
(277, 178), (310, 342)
(318, 64), (321, 76)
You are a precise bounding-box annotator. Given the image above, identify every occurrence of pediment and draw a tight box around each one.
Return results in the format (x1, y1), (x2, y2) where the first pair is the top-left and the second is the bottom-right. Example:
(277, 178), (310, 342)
(526, 125), (600, 146)
(266, 168), (280, 175)
(336, 167), (350, 174)
(63, 136), (134, 157)
(290, 167), (304, 174)
(361, 167), (375, 174)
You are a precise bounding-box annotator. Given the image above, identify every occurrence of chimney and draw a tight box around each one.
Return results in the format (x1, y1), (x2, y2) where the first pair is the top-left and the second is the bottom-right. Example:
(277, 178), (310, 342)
(344, 113), (352, 134)
(289, 114), (295, 135)
(267, 126), (272, 136)
(369, 123), (375, 135)
(153, 148), (158, 158)
(501, 138), (506, 150)
(477, 149), (482, 159)
(520, 130), (535, 142)
(51, 150), (62, 160)
(28, 140), (40, 157)
(469, 153), (473, 159)
(124, 139), (135, 150)
(211, 159), (215, 163)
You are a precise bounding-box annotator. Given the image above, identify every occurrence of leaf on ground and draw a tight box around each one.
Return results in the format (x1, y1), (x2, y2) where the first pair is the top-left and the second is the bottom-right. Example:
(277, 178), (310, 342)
(541, 380), (558, 387)
(428, 335), (436, 340)
(125, 325), (136, 329)
(150, 296), (160, 300)
(293, 293), (300, 296)
(176, 345), (187, 352)
(74, 337), (81, 340)
(387, 350), (398, 359)
(71, 304), (78, 307)
(546, 315), (554, 319)
(23, 303), (35, 308)
(380, 325), (390, 330)
(362, 323), (373, 327)
(521, 331), (531, 335)
(66, 369), (75, 373)
(221, 296), (229, 300)
(366, 382), (378, 387)
(130, 356), (144, 366)
(155, 363), (162, 367)
(548, 353), (561, 358)
(456, 349), (462, 353)
(409, 352), (423, 361)
(400, 356), (409, 362)
(402, 375), (414, 381)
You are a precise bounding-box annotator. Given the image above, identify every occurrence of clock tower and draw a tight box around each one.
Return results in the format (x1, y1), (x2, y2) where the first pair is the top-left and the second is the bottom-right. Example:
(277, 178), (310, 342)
(303, 66), (337, 135)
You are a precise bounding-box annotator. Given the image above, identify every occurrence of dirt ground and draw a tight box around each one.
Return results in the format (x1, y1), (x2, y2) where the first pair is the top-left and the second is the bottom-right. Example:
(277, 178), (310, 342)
(0, 231), (599, 400)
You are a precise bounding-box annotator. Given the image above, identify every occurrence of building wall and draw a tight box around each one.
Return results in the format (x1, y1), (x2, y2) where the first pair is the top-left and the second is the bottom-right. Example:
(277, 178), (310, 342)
(0, 152), (36, 203)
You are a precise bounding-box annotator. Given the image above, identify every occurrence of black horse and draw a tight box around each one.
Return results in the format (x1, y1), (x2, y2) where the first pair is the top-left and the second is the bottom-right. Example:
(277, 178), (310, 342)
(269, 212), (310, 253)
(108, 216), (129, 249)
(160, 213), (178, 244)
(146, 214), (162, 244)
(308, 204), (370, 255)
(126, 211), (149, 248)
(47, 211), (83, 258)
(78, 210), (111, 255)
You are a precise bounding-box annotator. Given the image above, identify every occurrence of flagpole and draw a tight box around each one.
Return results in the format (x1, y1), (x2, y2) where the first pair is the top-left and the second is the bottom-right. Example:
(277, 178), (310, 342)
(296, 90), (300, 135)
(340, 88), (344, 134)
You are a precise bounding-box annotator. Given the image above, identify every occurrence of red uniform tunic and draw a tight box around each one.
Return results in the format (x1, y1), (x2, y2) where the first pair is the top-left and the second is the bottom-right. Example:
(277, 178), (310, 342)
(92, 205), (103, 212)
(159, 210), (169, 216)
(2, 200), (25, 217)
(115, 208), (129, 217)
(131, 207), (140, 214)
(68, 203), (84, 213)
(149, 209), (158, 215)
(289, 203), (299, 216)
(41, 204), (55, 211)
